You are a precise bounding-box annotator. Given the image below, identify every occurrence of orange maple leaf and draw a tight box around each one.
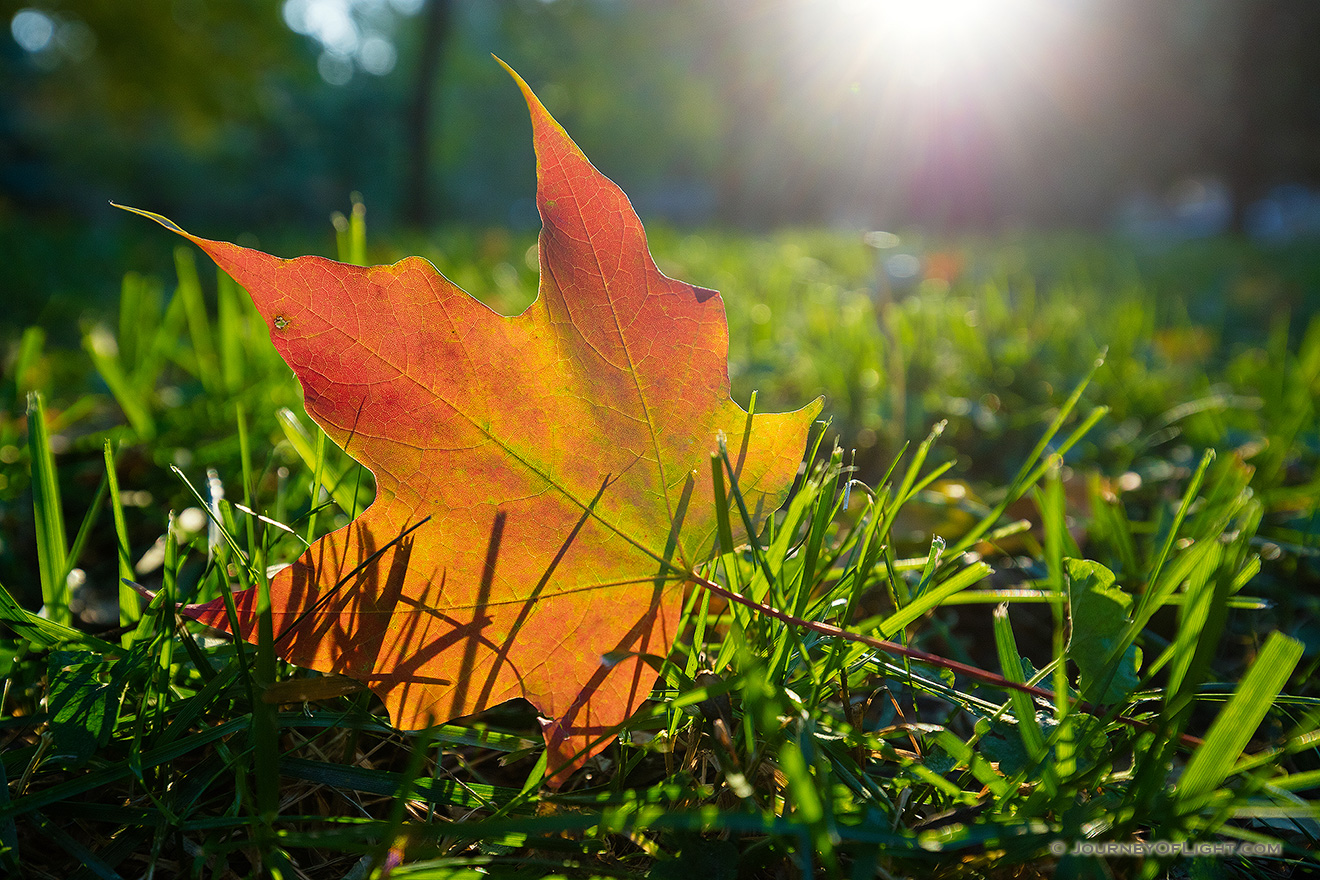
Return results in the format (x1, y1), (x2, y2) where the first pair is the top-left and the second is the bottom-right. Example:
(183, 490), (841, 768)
(123, 64), (820, 785)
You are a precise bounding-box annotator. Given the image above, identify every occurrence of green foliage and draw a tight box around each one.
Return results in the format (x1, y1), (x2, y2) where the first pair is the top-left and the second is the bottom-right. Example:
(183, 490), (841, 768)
(0, 223), (1317, 877)
(1066, 558), (1142, 705)
(44, 648), (130, 767)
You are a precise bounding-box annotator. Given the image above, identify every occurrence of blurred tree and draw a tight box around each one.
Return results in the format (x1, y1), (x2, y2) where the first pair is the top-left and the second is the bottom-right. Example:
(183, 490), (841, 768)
(1220, 0), (1320, 231)
(402, 0), (453, 226)
(0, 0), (315, 218)
(3, 0), (1320, 237)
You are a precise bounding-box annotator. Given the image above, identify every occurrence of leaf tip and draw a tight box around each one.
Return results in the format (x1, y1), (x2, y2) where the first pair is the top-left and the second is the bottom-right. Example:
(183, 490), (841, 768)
(494, 56), (581, 163)
(112, 202), (189, 238)
(493, 54), (535, 106)
(807, 394), (826, 421)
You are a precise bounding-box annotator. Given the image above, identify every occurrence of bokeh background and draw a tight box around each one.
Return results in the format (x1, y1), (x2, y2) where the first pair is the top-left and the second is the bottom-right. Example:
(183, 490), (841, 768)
(2, 0), (1318, 672)
(8, 0), (1320, 488)
(5, 0), (1320, 240)
(4, 6), (1320, 871)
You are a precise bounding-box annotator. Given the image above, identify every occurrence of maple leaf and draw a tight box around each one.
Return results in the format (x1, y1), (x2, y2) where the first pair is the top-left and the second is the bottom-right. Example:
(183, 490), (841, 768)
(122, 63), (821, 785)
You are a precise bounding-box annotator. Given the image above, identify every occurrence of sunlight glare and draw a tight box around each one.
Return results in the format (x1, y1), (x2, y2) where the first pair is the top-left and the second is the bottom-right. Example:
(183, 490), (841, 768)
(886, 0), (1006, 51)
(879, 0), (1040, 86)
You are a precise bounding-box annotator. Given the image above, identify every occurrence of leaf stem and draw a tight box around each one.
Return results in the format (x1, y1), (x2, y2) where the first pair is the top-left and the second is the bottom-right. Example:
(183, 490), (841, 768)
(687, 569), (1202, 748)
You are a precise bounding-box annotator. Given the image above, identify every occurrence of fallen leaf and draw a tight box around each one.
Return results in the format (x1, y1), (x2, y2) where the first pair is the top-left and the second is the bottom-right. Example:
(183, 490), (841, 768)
(122, 63), (820, 785)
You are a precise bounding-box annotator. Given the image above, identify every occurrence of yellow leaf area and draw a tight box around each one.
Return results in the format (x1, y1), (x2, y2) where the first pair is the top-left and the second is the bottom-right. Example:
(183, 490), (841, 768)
(125, 65), (820, 786)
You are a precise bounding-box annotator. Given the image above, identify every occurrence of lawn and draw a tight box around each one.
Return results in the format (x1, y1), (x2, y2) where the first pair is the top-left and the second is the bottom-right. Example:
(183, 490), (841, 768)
(1, 211), (1318, 878)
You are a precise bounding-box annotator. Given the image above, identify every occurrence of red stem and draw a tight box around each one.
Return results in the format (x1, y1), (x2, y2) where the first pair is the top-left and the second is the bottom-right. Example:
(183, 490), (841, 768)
(689, 571), (1202, 749)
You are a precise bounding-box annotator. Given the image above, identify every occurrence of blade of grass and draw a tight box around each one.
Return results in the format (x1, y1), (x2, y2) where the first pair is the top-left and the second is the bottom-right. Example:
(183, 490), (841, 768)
(874, 421), (946, 550)
(171, 466), (252, 580)
(152, 512), (180, 736)
(30, 812), (124, 880)
(9, 326), (45, 404)
(237, 402), (283, 858)
(1176, 632), (1304, 810)
(1163, 542), (1226, 695)
(217, 268), (246, 394)
(710, 451), (738, 589)
(83, 327), (155, 439)
(877, 558), (992, 637)
(795, 448), (844, 617)
(1038, 463), (1071, 720)
(992, 604), (1047, 764)
(117, 271), (158, 371)
(0, 580), (119, 652)
(276, 408), (359, 516)
(278, 756), (519, 812)
(0, 758), (16, 872)
(0, 719), (249, 822)
(349, 197), (367, 267)
(1134, 449), (1216, 622)
(103, 441), (140, 639)
(174, 245), (222, 394)
(305, 426), (328, 545)
(27, 391), (70, 626)
(132, 282), (187, 393)
(778, 736), (839, 876)
(946, 354), (1108, 557)
(369, 728), (437, 875)
(61, 466), (110, 587)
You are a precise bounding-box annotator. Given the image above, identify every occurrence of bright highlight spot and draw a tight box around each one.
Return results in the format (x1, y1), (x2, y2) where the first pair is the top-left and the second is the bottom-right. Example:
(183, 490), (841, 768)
(876, 0), (1043, 86)
(358, 34), (397, 76)
(283, 0), (406, 83)
(284, 0), (358, 56)
(804, 0), (1050, 95)
(884, 0), (1011, 51)
(10, 8), (54, 53)
(318, 51), (354, 86)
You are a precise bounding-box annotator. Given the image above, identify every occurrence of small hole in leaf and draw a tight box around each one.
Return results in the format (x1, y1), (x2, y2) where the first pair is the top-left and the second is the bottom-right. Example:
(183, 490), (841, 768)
(273, 315), (288, 331)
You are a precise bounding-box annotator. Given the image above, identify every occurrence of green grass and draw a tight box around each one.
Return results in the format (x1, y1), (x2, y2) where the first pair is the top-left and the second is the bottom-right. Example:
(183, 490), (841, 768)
(0, 215), (1318, 878)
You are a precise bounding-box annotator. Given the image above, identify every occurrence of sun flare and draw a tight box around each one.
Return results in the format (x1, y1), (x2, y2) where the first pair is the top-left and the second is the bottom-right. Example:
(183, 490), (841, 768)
(806, 0), (1050, 91)
(887, 0), (1046, 85)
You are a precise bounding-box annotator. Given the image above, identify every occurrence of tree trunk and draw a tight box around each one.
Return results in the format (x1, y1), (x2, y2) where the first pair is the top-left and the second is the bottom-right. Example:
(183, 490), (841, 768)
(1225, 0), (1281, 234)
(403, 0), (454, 227)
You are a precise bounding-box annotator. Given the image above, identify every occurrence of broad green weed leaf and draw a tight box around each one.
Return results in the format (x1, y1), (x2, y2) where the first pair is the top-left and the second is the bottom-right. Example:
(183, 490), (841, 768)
(46, 650), (126, 767)
(1066, 558), (1142, 704)
(121, 63), (820, 785)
